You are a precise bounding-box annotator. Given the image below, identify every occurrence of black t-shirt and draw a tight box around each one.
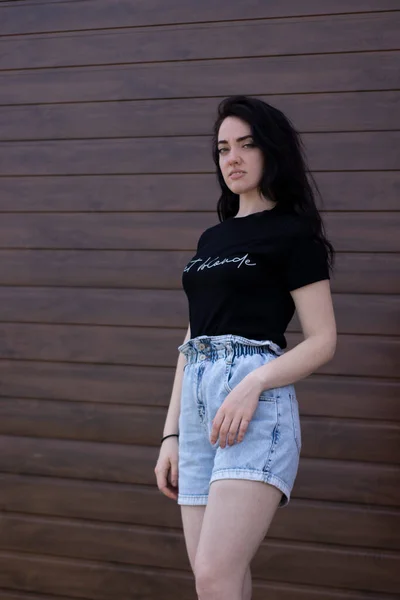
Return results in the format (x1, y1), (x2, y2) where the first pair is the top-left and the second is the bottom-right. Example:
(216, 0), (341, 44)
(181, 203), (330, 349)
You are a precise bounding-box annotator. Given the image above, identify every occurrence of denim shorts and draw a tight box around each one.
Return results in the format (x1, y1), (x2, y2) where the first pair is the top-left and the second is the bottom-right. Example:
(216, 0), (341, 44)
(176, 334), (301, 508)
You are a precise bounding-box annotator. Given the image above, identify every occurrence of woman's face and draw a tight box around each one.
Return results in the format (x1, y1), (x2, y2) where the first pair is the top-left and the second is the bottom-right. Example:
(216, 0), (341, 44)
(217, 116), (264, 195)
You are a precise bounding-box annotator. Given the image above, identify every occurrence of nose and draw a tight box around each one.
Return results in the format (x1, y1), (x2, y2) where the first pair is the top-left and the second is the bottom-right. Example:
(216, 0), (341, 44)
(227, 147), (242, 165)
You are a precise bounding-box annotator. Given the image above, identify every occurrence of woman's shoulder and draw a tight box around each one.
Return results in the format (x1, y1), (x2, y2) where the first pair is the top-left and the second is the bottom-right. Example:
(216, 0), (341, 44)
(279, 212), (317, 238)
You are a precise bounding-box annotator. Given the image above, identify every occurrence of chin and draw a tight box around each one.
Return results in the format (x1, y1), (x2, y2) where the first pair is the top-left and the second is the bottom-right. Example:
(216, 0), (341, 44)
(227, 181), (256, 194)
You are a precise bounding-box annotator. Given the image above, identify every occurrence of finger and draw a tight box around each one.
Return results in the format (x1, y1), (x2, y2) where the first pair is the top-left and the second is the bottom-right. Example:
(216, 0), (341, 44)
(159, 469), (177, 498)
(219, 416), (233, 448)
(160, 483), (178, 500)
(170, 461), (179, 487)
(155, 461), (170, 486)
(155, 464), (178, 500)
(154, 466), (166, 490)
(210, 412), (225, 444)
(227, 417), (243, 446)
(237, 417), (250, 443)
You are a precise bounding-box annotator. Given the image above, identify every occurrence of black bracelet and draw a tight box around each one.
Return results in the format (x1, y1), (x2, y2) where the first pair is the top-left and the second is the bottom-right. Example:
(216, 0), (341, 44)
(161, 433), (179, 444)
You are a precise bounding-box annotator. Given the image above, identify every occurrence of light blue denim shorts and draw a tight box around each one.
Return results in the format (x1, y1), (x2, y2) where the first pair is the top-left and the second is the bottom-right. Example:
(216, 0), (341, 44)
(176, 334), (301, 508)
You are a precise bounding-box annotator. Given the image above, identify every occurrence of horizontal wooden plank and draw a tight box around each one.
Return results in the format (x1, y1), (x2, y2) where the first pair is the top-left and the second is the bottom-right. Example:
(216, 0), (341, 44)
(0, 287), (187, 327)
(336, 253), (400, 294)
(0, 590), (76, 600)
(292, 293), (399, 335)
(0, 434), (399, 506)
(1, 91), (399, 142)
(0, 249), (397, 294)
(0, 212), (213, 249)
(0, 398), (169, 445)
(0, 342), (391, 418)
(1, 132), (399, 175)
(252, 541), (400, 594)
(295, 458), (400, 506)
(0, 398), (398, 464)
(297, 376), (400, 421)
(0, 288), (397, 336)
(0, 171), (398, 212)
(1, 13), (399, 71)
(0, 359), (179, 406)
(0, 213), (398, 252)
(325, 213), (400, 252)
(1, 473), (398, 550)
(0, 324), (398, 377)
(1, 0), (398, 35)
(0, 551), (197, 600)
(1, 552), (397, 600)
(0, 433), (157, 485)
(0, 360), (398, 422)
(0, 52), (398, 105)
(272, 499), (400, 551)
(300, 417), (400, 464)
(0, 513), (399, 593)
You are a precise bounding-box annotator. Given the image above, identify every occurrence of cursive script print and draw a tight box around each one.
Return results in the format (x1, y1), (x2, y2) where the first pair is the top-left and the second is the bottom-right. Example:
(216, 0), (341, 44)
(183, 253), (257, 273)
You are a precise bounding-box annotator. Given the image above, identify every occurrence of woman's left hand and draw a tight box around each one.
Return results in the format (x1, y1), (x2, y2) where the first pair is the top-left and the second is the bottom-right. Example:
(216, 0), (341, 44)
(209, 373), (264, 448)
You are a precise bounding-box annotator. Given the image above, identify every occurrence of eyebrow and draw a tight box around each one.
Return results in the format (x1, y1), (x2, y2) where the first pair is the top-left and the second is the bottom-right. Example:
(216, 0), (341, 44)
(217, 135), (253, 146)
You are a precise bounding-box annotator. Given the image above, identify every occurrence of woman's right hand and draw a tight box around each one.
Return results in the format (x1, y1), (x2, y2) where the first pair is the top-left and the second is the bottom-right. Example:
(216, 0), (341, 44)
(154, 437), (179, 501)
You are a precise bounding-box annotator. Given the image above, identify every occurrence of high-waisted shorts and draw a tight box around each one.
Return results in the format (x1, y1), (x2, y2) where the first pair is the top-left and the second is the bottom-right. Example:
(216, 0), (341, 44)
(176, 334), (301, 508)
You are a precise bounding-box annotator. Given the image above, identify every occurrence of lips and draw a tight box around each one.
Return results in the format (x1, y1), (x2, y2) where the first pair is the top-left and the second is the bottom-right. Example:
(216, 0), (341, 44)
(229, 171), (246, 180)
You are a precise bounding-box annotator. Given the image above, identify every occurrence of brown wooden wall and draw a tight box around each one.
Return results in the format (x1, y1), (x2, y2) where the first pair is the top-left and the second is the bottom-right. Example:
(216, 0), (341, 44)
(0, 1), (399, 598)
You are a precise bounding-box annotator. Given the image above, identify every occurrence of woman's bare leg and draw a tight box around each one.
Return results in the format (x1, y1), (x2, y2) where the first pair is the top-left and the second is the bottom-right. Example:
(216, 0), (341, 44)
(181, 504), (253, 599)
(181, 505), (207, 572)
(194, 479), (282, 600)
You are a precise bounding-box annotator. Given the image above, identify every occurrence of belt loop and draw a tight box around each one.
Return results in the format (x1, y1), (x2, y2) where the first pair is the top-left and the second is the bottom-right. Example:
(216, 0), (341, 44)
(225, 341), (233, 365)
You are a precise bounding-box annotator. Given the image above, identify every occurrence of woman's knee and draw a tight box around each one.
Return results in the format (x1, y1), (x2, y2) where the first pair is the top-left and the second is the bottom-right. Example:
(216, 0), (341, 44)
(194, 557), (246, 599)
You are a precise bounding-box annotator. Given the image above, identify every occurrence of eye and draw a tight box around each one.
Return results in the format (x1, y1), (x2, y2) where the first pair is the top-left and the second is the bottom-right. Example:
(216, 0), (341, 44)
(243, 143), (255, 148)
(218, 148), (228, 154)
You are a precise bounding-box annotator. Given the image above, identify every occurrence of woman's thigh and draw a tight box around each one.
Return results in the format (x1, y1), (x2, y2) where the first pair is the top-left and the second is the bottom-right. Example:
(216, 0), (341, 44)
(194, 479), (281, 579)
(180, 505), (207, 572)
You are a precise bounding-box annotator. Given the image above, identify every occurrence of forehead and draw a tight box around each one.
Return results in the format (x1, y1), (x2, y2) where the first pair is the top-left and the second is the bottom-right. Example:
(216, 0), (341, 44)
(218, 116), (252, 141)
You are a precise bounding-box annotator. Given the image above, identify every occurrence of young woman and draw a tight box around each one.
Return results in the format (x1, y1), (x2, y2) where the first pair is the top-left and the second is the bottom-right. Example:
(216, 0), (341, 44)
(154, 95), (337, 600)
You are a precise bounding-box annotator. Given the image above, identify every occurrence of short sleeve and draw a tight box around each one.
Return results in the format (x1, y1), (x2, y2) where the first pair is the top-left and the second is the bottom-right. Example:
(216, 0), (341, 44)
(284, 232), (330, 291)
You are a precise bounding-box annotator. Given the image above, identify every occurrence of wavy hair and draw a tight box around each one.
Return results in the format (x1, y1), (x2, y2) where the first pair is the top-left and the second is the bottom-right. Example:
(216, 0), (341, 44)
(212, 95), (335, 271)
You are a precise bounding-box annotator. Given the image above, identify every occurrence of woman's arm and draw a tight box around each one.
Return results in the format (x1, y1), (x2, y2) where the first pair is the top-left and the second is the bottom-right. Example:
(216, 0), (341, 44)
(162, 323), (191, 437)
(250, 279), (337, 393)
(208, 280), (336, 447)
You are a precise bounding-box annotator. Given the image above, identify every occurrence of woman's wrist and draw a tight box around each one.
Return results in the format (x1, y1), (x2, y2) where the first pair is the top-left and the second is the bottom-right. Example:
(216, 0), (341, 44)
(161, 433), (179, 444)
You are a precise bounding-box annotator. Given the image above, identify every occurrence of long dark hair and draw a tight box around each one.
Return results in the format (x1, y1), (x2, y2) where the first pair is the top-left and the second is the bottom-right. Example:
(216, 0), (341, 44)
(212, 95), (335, 271)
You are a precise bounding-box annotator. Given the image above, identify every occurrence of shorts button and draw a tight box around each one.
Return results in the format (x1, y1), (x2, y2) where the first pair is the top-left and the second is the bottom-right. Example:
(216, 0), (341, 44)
(199, 354), (206, 360)
(198, 343), (205, 350)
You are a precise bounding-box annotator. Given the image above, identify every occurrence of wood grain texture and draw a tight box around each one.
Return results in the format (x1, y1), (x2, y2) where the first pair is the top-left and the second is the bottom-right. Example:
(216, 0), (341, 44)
(1, 552), (398, 600)
(0, 171), (398, 211)
(1, 13), (399, 70)
(1, 0), (399, 34)
(0, 288), (397, 336)
(0, 3), (399, 597)
(0, 591), (78, 600)
(0, 360), (397, 421)
(1, 132), (399, 175)
(0, 212), (398, 251)
(1, 473), (398, 550)
(0, 434), (399, 506)
(1, 52), (398, 105)
(0, 398), (398, 464)
(0, 325), (397, 377)
(0, 512), (399, 593)
(0, 91), (399, 143)
(0, 250), (398, 293)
